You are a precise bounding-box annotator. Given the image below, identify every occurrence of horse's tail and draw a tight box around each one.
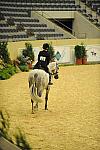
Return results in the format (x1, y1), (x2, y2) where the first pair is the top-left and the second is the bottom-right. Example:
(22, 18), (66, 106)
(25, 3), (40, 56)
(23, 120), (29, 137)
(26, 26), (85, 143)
(30, 84), (43, 103)
(29, 73), (43, 103)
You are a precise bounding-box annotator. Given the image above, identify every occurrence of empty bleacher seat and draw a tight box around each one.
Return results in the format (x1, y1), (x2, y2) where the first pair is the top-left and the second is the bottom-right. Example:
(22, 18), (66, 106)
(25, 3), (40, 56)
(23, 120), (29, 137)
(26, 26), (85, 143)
(0, 0), (80, 41)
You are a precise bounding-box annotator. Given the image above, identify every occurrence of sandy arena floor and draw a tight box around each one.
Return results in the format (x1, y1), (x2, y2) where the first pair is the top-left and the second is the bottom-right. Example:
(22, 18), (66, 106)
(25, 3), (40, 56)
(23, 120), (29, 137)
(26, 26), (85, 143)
(0, 64), (100, 150)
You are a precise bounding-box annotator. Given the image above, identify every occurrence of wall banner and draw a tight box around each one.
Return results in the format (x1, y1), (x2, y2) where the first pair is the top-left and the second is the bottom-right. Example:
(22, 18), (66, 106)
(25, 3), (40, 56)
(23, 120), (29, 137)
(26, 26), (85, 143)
(18, 45), (100, 64)
(33, 46), (71, 64)
(86, 45), (100, 62)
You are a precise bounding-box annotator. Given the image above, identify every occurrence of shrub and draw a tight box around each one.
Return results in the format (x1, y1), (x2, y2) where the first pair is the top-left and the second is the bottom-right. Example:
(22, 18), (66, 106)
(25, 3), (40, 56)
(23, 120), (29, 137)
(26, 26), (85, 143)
(74, 43), (86, 59)
(17, 42), (34, 70)
(0, 42), (18, 80)
(19, 65), (29, 72)
(0, 42), (11, 64)
(0, 110), (13, 143)
(48, 42), (55, 60)
(0, 69), (11, 80)
(24, 42), (34, 61)
(15, 129), (32, 150)
(0, 110), (32, 149)
(17, 56), (26, 65)
(6, 64), (17, 75)
(74, 45), (83, 59)
(0, 64), (17, 80)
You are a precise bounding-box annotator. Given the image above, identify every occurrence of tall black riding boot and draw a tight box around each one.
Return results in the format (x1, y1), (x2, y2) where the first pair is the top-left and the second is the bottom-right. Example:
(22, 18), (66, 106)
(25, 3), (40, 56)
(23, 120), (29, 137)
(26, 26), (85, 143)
(48, 74), (53, 85)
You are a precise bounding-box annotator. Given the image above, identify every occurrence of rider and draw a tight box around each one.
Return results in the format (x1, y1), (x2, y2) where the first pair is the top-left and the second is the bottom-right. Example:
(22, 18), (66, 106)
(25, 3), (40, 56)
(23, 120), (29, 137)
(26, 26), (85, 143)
(33, 43), (53, 85)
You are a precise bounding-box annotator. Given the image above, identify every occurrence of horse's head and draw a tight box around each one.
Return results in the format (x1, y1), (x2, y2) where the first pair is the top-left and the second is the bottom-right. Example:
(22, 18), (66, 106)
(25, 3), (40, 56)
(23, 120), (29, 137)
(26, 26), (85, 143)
(48, 61), (59, 79)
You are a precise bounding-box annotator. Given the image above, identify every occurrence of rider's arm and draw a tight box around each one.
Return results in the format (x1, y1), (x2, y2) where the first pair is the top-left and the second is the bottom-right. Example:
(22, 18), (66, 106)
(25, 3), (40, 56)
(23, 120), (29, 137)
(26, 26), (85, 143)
(38, 51), (41, 62)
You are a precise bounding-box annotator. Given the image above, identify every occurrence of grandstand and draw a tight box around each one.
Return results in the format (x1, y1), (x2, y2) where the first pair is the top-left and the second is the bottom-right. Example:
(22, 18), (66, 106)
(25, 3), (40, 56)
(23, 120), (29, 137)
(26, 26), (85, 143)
(0, 0), (100, 41)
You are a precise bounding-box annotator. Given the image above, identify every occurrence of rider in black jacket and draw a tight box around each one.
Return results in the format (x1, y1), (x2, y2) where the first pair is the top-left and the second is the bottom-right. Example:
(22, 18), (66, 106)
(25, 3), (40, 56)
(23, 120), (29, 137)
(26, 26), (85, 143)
(33, 43), (53, 85)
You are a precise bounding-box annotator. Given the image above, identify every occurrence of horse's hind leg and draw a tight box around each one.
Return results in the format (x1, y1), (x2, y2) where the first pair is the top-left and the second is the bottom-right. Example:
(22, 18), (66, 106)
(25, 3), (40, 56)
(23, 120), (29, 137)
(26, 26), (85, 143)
(32, 88), (38, 111)
(45, 86), (50, 110)
(34, 89), (42, 110)
(31, 99), (34, 114)
(34, 102), (38, 110)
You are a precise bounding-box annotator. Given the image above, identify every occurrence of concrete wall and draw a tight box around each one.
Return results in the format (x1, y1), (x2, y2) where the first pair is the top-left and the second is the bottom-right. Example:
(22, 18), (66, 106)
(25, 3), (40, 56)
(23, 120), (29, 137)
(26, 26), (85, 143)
(31, 11), (75, 39)
(7, 39), (100, 64)
(32, 11), (100, 39)
(73, 12), (100, 39)
(36, 11), (75, 19)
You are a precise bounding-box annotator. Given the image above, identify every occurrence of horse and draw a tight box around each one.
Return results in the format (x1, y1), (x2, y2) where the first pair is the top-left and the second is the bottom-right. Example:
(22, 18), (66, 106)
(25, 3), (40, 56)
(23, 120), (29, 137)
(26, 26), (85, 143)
(28, 61), (59, 113)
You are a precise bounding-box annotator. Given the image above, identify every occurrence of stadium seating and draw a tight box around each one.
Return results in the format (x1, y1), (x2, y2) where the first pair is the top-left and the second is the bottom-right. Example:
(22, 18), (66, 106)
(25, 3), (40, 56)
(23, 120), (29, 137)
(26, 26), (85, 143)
(79, 0), (100, 28)
(0, 0), (74, 41)
(0, 0), (80, 11)
(81, 0), (100, 13)
(0, 0), (100, 41)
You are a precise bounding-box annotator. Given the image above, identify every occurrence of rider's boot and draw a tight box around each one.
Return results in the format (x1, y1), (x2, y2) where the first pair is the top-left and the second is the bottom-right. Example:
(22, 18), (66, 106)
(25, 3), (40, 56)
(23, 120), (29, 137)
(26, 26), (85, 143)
(48, 74), (53, 85)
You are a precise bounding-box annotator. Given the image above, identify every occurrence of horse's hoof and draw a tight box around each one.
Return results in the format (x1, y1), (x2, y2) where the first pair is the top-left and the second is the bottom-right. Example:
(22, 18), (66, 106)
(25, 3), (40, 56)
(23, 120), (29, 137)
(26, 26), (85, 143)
(32, 111), (35, 114)
(34, 106), (38, 111)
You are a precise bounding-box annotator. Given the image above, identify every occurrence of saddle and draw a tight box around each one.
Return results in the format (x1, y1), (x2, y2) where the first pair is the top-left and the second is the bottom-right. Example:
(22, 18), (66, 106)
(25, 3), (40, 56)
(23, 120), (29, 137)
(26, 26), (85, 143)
(33, 62), (42, 69)
(33, 62), (49, 74)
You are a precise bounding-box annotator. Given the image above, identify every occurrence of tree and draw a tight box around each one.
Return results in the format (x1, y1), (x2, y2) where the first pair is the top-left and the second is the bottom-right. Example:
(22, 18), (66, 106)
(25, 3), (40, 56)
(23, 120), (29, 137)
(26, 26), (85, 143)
(48, 42), (55, 60)
(0, 42), (11, 64)
(23, 42), (34, 61)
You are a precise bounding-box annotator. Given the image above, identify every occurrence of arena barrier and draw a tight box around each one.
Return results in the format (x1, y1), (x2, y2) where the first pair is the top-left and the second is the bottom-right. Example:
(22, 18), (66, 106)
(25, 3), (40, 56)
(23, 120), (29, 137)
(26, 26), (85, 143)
(0, 136), (21, 150)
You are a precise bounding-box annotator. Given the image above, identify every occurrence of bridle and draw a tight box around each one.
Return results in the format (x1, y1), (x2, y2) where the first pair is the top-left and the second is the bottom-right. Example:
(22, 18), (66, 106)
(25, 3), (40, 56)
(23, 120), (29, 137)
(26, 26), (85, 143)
(49, 61), (59, 79)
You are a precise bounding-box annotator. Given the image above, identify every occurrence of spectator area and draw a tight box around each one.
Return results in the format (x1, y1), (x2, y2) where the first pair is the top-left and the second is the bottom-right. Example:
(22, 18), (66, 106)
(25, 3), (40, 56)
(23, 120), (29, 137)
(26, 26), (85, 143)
(0, 0), (100, 41)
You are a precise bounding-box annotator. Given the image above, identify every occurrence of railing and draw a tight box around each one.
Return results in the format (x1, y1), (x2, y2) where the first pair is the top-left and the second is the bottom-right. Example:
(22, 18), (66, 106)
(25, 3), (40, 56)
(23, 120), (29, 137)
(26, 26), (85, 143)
(0, 136), (21, 150)
(39, 11), (73, 33)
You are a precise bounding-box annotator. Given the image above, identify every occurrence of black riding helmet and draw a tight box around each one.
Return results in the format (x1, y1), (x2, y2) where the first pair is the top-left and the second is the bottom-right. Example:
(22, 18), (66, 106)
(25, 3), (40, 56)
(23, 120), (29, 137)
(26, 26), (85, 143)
(43, 43), (49, 50)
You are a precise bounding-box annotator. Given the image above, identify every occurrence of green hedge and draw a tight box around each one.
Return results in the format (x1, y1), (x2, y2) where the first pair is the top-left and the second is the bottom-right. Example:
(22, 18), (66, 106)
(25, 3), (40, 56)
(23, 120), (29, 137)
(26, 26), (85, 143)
(0, 64), (18, 80)
(18, 64), (29, 72)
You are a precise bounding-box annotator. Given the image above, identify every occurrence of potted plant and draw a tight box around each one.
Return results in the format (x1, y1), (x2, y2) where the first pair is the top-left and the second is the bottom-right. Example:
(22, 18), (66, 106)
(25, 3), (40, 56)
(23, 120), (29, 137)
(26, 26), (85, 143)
(81, 44), (87, 65)
(48, 42), (55, 60)
(74, 45), (83, 65)
(23, 42), (34, 69)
